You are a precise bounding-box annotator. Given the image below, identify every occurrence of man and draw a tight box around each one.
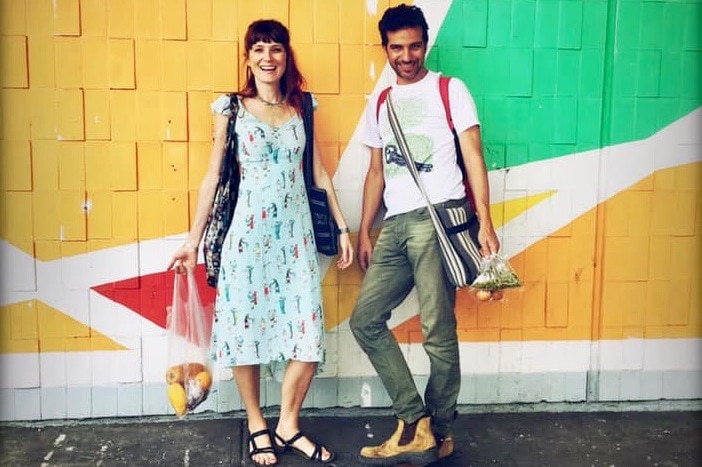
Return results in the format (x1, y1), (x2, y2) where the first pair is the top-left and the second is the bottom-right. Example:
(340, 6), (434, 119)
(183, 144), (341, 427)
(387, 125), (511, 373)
(349, 4), (500, 465)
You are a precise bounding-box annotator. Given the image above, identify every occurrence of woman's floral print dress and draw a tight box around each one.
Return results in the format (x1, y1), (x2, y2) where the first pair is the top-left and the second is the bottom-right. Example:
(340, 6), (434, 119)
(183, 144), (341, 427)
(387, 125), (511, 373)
(209, 94), (324, 378)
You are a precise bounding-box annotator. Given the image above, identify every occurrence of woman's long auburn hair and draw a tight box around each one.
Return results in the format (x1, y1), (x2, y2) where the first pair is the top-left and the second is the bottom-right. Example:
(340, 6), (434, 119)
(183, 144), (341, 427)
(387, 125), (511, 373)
(239, 19), (306, 115)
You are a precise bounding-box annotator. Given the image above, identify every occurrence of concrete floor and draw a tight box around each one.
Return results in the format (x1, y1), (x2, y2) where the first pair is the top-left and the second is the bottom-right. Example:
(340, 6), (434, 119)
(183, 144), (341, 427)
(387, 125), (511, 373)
(1, 405), (700, 466)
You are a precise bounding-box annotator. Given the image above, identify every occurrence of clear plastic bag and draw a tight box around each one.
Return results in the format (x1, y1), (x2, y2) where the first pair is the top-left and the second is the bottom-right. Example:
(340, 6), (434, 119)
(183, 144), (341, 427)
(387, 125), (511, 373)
(471, 253), (522, 292)
(165, 271), (213, 418)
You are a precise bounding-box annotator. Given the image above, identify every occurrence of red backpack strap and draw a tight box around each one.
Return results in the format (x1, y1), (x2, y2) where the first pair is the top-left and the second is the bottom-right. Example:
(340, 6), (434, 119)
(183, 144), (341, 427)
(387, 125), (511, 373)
(440, 76), (476, 210)
(439, 76), (454, 131)
(375, 86), (392, 121)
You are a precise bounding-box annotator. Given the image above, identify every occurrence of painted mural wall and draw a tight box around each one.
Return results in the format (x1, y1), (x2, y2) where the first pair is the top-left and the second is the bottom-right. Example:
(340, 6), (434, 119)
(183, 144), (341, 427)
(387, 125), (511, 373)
(0, 0), (699, 421)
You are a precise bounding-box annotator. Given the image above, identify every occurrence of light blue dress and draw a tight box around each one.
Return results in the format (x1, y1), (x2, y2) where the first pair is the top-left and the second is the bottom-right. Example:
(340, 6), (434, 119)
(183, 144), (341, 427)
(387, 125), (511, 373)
(209, 94), (324, 378)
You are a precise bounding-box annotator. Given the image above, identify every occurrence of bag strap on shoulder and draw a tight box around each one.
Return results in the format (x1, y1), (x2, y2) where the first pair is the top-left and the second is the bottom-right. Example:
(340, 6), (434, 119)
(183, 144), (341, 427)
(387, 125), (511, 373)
(374, 76), (452, 125)
(438, 78), (476, 210)
(301, 92), (314, 190)
(219, 93), (239, 181)
(375, 76), (475, 210)
(375, 86), (392, 121)
(226, 93), (239, 142)
(438, 76), (453, 131)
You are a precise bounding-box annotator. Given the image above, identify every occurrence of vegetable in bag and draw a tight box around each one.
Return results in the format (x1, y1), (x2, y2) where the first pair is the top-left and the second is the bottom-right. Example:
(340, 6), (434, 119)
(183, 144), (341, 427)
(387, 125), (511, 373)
(471, 253), (522, 301)
(165, 271), (214, 417)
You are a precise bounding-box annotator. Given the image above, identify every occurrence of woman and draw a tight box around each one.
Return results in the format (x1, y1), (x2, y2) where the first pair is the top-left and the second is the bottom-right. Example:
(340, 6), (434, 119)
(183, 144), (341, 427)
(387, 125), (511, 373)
(167, 19), (353, 466)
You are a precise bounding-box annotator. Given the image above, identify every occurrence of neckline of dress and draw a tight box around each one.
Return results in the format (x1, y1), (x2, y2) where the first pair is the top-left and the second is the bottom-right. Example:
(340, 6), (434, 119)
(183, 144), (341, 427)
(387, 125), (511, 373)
(239, 99), (299, 130)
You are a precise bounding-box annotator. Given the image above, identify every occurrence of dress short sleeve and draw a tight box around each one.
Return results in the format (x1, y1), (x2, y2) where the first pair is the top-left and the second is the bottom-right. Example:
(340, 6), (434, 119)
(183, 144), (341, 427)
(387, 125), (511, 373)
(310, 93), (319, 111)
(211, 94), (232, 116)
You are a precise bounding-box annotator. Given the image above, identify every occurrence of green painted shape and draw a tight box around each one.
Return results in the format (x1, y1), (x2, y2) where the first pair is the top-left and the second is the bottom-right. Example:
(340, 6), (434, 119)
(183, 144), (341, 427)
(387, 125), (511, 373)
(430, 0), (702, 170)
(461, 0), (488, 47)
(557, 0), (583, 50)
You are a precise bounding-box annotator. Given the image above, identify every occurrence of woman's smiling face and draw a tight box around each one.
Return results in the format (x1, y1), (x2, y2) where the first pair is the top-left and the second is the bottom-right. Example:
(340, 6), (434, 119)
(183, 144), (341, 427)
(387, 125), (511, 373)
(247, 41), (287, 85)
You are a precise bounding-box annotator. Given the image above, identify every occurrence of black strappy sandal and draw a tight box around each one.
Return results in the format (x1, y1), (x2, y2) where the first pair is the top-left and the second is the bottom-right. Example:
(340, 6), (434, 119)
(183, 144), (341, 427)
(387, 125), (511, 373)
(274, 431), (335, 464)
(248, 429), (277, 466)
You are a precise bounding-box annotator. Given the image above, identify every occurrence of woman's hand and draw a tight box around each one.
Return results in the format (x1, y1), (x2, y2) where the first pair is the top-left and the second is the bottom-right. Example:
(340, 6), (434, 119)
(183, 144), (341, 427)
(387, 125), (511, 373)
(167, 243), (198, 274)
(336, 232), (354, 269)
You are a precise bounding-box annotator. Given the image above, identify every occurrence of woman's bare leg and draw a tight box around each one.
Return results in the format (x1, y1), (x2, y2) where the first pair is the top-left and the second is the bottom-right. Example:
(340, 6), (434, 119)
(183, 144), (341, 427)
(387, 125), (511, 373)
(233, 365), (277, 465)
(274, 361), (332, 461)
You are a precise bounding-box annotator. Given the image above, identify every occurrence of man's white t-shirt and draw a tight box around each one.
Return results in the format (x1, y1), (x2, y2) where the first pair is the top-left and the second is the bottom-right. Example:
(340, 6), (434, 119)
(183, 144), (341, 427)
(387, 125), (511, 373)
(362, 71), (480, 218)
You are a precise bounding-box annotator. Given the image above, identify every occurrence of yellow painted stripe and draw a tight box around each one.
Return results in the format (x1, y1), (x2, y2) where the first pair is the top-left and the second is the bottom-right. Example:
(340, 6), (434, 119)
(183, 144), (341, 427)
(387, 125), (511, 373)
(598, 162), (701, 340)
(324, 190), (557, 329)
(0, 300), (127, 353)
(492, 190), (557, 229)
(335, 162), (701, 342)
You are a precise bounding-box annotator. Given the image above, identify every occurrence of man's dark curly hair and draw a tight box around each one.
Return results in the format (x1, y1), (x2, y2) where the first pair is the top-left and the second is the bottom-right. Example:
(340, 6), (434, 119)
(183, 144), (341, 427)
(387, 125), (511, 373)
(378, 3), (429, 46)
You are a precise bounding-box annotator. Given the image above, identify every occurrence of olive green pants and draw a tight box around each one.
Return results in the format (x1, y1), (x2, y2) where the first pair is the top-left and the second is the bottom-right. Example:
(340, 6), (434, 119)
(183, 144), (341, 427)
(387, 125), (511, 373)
(350, 201), (461, 437)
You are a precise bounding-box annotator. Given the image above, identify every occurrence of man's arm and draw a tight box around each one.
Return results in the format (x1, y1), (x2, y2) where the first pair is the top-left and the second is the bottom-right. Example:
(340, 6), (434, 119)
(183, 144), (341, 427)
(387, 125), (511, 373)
(357, 146), (385, 271)
(458, 126), (500, 256)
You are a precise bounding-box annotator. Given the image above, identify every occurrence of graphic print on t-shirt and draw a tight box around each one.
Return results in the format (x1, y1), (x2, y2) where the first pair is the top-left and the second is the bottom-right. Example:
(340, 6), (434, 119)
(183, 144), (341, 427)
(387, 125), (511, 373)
(382, 97), (434, 178)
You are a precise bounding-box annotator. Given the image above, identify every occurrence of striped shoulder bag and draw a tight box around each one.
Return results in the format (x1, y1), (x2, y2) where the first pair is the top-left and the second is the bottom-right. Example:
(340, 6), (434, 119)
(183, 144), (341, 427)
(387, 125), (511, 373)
(385, 91), (483, 288)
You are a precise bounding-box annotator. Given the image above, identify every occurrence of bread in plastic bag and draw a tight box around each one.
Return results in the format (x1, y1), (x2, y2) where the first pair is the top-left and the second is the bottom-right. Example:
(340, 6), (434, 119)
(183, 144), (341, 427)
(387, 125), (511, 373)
(165, 270), (213, 418)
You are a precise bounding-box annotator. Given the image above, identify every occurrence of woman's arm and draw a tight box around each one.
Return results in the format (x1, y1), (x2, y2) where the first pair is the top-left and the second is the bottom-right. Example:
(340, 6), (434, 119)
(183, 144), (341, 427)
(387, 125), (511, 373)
(167, 114), (229, 272)
(311, 135), (354, 269)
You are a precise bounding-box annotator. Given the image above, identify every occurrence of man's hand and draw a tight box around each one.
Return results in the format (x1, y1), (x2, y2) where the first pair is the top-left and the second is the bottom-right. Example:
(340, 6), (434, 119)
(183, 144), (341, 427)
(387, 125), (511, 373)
(477, 225), (500, 258)
(357, 233), (374, 272)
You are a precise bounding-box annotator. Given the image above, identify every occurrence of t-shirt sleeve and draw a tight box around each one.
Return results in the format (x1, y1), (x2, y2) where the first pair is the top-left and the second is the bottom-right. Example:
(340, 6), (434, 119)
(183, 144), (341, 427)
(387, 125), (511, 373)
(449, 78), (480, 134)
(210, 94), (232, 116)
(361, 92), (383, 148)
